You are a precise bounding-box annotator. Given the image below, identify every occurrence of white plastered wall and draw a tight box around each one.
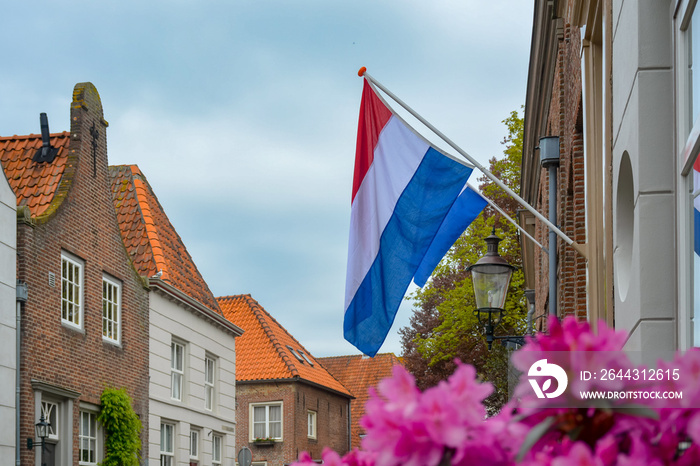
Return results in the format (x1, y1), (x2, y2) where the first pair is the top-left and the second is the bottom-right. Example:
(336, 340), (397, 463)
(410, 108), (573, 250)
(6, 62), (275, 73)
(612, 0), (677, 351)
(0, 165), (16, 459)
(148, 291), (237, 465)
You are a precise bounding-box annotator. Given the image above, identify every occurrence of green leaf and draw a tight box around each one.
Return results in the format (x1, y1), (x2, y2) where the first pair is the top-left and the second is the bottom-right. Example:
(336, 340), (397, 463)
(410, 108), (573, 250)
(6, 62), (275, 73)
(516, 416), (556, 462)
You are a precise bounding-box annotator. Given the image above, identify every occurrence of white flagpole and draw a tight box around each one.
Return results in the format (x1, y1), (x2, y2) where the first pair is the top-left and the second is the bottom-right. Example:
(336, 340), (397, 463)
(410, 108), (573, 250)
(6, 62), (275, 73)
(359, 68), (587, 260)
(474, 188), (548, 255)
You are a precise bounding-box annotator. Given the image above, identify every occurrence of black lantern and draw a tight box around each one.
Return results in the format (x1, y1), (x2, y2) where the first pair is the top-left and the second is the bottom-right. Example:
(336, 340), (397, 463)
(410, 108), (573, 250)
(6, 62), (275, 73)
(27, 414), (50, 451)
(468, 230), (517, 349)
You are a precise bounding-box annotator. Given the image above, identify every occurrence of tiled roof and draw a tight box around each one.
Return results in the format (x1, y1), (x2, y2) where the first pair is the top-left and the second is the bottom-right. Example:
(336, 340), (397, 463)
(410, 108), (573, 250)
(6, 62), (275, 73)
(317, 353), (403, 448)
(0, 133), (72, 217)
(110, 165), (222, 314)
(217, 294), (352, 397)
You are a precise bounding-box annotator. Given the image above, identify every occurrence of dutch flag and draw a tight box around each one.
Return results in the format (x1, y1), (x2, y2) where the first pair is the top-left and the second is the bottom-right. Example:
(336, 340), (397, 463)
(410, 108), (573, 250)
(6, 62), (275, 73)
(343, 79), (486, 356)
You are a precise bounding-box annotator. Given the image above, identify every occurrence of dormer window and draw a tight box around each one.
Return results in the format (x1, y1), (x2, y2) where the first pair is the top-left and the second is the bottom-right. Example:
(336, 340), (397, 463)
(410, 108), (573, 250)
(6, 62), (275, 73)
(298, 350), (314, 366)
(286, 346), (305, 364)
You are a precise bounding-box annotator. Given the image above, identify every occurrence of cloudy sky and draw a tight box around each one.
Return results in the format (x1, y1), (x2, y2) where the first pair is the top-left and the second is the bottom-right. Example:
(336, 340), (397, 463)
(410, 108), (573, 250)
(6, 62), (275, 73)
(2, 1), (533, 357)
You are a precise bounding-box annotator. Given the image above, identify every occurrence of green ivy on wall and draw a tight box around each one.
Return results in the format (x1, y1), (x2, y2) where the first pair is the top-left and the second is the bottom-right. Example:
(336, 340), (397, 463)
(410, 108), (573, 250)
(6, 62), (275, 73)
(98, 387), (142, 466)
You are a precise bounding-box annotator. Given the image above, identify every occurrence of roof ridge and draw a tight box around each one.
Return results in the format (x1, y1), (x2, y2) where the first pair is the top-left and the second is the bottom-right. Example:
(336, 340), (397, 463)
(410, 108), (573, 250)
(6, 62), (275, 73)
(109, 165), (158, 277)
(217, 294), (252, 301)
(0, 131), (71, 141)
(131, 173), (168, 279)
(242, 295), (300, 377)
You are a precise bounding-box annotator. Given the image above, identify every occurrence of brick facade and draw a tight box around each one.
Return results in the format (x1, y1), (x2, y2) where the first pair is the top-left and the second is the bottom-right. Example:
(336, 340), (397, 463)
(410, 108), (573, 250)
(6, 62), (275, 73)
(526, 8), (588, 327)
(14, 83), (150, 465)
(236, 382), (350, 466)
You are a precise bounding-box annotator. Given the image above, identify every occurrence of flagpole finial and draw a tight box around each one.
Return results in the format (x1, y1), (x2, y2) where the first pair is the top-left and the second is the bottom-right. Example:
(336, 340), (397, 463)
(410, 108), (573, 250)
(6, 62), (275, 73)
(358, 66), (367, 77)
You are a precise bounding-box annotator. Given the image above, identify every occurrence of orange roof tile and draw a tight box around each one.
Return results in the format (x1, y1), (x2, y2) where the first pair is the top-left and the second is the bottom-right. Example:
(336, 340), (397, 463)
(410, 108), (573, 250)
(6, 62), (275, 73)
(317, 353), (403, 448)
(110, 165), (223, 314)
(0, 133), (71, 217)
(217, 295), (352, 397)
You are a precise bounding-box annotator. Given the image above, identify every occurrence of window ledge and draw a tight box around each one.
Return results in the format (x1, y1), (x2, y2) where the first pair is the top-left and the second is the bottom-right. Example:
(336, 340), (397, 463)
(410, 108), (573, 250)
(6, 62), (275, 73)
(61, 321), (85, 334)
(251, 440), (277, 446)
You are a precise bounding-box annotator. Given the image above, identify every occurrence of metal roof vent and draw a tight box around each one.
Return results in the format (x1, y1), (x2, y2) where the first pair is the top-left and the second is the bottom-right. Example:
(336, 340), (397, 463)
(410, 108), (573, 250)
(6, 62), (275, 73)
(33, 113), (59, 163)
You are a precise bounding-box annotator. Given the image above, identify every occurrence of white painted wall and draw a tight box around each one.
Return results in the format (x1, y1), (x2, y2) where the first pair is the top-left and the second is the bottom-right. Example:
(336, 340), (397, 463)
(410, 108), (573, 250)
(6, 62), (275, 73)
(612, 0), (677, 351)
(0, 169), (16, 459)
(148, 291), (237, 466)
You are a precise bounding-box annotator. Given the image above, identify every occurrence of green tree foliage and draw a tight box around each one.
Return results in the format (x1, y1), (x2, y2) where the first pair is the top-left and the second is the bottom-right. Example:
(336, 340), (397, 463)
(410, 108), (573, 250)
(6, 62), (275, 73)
(98, 387), (142, 466)
(399, 109), (527, 414)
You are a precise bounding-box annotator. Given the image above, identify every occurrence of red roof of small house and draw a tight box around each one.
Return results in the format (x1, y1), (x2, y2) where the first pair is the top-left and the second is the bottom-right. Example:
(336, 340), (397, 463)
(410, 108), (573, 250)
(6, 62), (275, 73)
(110, 164), (222, 314)
(317, 353), (403, 448)
(217, 294), (352, 397)
(0, 132), (72, 217)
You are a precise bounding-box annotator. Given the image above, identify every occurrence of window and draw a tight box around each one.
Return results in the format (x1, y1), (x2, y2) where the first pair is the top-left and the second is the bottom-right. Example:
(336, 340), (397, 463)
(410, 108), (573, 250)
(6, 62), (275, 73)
(41, 401), (59, 440)
(677, 0), (700, 348)
(212, 433), (222, 466)
(79, 411), (97, 465)
(307, 410), (317, 439)
(190, 429), (200, 462)
(251, 402), (282, 440)
(160, 423), (174, 466)
(102, 275), (121, 344)
(171, 341), (184, 401)
(61, 252), (83, 328)
(204, 356), (215, 411)
(298, 350), (314, 366)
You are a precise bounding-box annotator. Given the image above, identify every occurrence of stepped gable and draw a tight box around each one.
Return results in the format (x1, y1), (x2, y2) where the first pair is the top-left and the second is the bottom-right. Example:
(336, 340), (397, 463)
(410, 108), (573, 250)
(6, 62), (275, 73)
(218, 294), (351, 397)
(110, 164), (222, 314)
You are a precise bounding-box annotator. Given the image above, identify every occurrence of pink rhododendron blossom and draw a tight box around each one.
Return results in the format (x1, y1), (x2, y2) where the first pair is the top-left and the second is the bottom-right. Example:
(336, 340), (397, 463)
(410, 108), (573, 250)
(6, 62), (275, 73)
(291, 315), (700, 466)
(550, 442), (603, 466)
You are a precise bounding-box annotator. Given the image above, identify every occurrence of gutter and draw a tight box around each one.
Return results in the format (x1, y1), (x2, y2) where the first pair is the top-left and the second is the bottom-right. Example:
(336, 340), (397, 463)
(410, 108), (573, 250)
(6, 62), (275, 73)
(237, 377), (354, 400)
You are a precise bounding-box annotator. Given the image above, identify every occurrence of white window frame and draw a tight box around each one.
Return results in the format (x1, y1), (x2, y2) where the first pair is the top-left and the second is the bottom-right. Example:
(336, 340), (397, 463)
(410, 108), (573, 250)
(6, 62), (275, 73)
(250, 402), (283, 442)
(212, 433), (223, 466)
(190, 428), (200, 462)
(102, 275), (121, 344)
(41, 400), (59, 440)
(160, 422), (175, 466)
(204, 355), (216, 411)
(79, 410), (98, 465)
(171, 341), (185, 401)
(61, 252), (83, 329)
(307, 410), (317, 439)
(675, 0), (700, 349)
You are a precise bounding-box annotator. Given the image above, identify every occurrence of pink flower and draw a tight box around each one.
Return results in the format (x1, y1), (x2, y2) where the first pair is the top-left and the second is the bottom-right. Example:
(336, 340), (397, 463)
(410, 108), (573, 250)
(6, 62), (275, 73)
(550, 442), (603, 466)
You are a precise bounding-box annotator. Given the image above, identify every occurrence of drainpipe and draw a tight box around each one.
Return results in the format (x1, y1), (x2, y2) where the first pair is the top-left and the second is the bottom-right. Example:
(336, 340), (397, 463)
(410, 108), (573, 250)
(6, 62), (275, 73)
(16, 280), (27, 466)
(524, 289), (536, 335)
(347, 400), (352, 453)
(539, 137), (560, 318)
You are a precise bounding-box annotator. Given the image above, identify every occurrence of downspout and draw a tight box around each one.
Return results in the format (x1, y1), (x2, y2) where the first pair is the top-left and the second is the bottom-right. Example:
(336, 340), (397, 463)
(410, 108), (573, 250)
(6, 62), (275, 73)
(539, 137), (560, 317)
(524, 289), (536, 335)
(16, 280), (27, 466)
(347, 400), (352, 453)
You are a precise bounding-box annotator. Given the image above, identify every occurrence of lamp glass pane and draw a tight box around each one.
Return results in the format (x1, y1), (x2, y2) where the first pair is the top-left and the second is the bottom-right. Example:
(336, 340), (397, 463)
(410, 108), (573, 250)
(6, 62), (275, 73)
(472, 269), (513, 310)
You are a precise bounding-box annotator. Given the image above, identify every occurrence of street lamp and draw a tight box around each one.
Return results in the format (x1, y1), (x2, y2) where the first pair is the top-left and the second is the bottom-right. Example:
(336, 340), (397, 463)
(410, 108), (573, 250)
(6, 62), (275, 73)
(27, 414), (50, 451)
(468, 230), (518, 349)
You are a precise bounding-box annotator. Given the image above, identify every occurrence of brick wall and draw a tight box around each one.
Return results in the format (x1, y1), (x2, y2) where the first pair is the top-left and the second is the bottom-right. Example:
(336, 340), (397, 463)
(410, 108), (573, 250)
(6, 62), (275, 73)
(533, 16), (588, 326)
(17, 83), (150, 465)
(236, 381), (350, 466)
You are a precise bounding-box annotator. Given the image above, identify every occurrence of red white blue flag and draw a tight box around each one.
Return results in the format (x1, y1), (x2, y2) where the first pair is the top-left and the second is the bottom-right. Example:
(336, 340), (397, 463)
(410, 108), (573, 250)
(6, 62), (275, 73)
(343, 79), (483, 356)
